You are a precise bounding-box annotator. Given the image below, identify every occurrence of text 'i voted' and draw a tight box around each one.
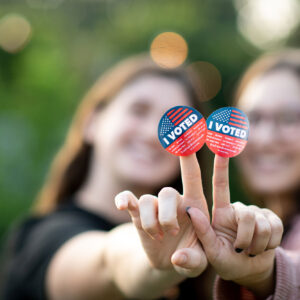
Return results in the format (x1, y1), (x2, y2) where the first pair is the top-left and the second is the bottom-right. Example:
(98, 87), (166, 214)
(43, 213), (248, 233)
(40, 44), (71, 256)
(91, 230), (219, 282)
(206, 107), (249, 158)
(158, 106), (207, 156)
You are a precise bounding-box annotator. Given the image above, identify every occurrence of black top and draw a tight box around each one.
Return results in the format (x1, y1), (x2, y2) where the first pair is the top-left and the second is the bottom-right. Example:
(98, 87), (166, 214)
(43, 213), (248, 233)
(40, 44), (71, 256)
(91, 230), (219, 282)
(1, 202), (211, 300)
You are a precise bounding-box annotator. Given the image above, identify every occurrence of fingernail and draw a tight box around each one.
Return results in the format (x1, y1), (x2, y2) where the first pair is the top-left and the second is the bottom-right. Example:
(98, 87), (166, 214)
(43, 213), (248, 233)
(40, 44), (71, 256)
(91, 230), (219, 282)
(249, 254), (256, 257)
(186, 206), (191, 219)
(235, 248), (243, 253)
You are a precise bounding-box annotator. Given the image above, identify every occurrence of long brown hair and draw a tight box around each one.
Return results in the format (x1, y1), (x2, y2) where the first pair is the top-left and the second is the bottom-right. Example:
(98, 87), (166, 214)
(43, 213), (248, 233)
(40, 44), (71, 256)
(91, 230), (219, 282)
(34, 54), (210, 215)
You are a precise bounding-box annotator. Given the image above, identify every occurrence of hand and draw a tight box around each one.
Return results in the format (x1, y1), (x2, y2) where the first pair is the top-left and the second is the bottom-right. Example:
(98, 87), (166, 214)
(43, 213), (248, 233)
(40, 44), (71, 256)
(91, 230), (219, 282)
(187, 155), (283, 295)
(115, 154), (209, 277)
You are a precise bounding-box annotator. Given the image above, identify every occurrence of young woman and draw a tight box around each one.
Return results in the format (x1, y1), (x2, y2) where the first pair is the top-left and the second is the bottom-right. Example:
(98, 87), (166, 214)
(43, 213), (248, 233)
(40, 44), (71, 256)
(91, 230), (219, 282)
(213, 49), (300, 299)
(0, 54), (213, 300)
(1, 53), (284, 300)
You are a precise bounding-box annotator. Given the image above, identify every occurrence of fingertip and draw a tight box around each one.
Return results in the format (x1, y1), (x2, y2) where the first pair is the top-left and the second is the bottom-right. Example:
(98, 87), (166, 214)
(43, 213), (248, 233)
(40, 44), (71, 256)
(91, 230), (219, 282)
(115, 194), (128, 210)
(185, 207), (208, 225)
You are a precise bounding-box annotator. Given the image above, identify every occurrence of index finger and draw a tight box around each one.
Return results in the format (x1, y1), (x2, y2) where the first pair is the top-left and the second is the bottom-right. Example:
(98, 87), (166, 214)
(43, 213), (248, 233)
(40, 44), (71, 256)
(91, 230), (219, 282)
(180, 153), (204, 201)
(212, 155), (230, 209)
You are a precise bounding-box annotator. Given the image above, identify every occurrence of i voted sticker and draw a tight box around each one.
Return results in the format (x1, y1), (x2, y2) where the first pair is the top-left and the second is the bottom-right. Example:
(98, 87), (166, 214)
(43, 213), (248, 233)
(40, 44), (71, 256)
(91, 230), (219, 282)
(206, 107), (249, 158)
(158, 106), (207, 156)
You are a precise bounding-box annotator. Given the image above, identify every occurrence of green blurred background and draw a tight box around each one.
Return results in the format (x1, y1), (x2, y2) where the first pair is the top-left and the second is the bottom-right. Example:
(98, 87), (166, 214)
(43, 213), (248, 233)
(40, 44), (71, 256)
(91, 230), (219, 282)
(0, 0), (300, 246)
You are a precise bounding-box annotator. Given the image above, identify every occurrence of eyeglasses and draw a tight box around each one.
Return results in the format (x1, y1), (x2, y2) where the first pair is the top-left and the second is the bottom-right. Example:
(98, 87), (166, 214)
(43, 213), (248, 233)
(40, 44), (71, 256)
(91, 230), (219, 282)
(248, 111), (300, 136)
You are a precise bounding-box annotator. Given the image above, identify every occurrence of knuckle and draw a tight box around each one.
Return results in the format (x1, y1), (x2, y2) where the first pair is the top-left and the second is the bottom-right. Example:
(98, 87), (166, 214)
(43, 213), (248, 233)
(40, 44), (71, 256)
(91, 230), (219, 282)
(142, 221), (156, 232)
(268, 237), (281, 249)
(184, 168), (201, 180)
(258, 223), (272, 237)
(233, 201), (245, 208)
(160, 219), (176, 229)
(213, 177), (228, 188)
(272, 215), (284, 228)
(236, 238), (250, 249)
(272, 221), (284, 236)
(241, 210), (255, 223)
(236, 230), (253, 248)
(261, 208), (272, 215)
(248, 205), (260, 211)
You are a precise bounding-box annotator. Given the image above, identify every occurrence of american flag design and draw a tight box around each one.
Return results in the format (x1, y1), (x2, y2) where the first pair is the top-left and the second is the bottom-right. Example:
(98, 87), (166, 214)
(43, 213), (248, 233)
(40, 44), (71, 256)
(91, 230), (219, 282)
(159, 106), (194, 138)
(206, 107), (249, 158)
(211, 107), (249, 130)
(158, 105), (206, 156)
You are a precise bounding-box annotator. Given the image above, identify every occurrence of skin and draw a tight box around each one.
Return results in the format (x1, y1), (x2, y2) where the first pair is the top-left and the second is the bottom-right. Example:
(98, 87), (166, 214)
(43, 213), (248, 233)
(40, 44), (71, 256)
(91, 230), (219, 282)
(76, 74), (191, 223)
(46, 73), (283, 300)
(118, 154), (283, 299)
(237, 69), (300, 221)
(47, 74), (196, 300)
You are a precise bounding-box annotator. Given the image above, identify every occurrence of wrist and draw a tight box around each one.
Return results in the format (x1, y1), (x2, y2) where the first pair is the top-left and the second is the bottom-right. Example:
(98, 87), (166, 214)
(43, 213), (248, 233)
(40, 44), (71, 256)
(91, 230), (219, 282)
(234, 261), (275, 299)
(104, 224), (186, 298)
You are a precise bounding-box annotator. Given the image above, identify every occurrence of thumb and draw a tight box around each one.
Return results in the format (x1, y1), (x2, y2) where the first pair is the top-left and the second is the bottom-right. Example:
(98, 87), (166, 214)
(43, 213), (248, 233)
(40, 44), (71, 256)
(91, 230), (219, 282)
(171, 243), (207, 278)
(186, 207), (219, 261)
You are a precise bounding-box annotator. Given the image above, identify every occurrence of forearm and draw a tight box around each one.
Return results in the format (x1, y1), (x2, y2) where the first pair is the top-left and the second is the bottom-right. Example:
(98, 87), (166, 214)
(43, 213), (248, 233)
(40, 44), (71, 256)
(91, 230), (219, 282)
(104, 223), (186, 299)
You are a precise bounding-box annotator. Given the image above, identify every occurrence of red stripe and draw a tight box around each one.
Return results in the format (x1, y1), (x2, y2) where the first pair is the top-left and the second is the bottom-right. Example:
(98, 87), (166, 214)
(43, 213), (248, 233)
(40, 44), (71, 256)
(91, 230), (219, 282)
(167, 109), (175, 116)
(228, 122), (248, 129)
(174, 110), (193, 126)
(172, 108), (188, 122)
(232, 109), (242, 115)
(229, 118), (247, 125)
(231, 113), (245, 119)
(169, 108), (183, 119)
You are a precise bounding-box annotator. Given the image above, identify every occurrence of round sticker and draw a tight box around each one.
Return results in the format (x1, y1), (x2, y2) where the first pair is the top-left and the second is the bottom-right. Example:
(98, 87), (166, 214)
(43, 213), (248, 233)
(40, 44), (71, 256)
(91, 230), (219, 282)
(206, 107), (249, 158)
(158, 106), (207, 156)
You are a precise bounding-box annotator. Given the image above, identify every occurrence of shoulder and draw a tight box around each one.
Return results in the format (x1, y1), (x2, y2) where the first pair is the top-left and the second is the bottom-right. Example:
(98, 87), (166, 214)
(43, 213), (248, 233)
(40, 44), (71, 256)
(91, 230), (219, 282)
(1, 203), (117, 299)
(20, 203), (117, 261)
(9, 203), (115, 253)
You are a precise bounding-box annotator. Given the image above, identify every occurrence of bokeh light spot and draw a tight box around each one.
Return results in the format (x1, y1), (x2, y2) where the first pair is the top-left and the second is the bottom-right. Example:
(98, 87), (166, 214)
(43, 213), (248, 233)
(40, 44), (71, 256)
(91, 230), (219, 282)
(187, 61), (222, 102)
(0, 14), (32, 54)
(150, 32), (188, 69)
(234, 0), (300, 49)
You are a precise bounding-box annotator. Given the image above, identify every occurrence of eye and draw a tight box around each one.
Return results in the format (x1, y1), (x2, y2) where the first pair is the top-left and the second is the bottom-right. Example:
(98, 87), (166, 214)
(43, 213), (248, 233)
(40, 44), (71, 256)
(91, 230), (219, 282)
(248, 112), (261, 125)
(128, 101), (150, 118)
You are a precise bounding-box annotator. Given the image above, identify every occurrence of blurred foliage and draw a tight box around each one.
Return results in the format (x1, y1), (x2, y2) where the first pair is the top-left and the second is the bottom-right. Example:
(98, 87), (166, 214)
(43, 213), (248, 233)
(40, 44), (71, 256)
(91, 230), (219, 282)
(0, 0), (299, 245)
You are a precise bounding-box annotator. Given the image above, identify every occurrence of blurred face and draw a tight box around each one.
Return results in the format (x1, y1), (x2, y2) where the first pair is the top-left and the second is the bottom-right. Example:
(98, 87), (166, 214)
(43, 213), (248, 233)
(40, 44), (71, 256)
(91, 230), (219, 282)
(88, 74), (191, 188)
(238, 69), (300, 195)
